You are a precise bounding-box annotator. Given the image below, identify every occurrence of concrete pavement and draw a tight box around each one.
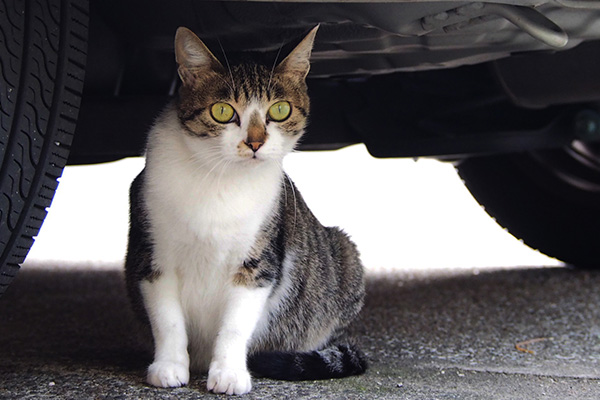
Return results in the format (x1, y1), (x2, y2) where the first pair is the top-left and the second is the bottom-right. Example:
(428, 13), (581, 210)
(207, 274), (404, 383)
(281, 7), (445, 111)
(1, 263), (599, 399)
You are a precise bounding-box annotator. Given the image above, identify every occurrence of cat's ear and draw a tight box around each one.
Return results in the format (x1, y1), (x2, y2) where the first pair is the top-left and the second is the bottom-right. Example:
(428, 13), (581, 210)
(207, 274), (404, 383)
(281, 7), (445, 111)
(175, 27), (225, 84)
(275, 25), (319, 78)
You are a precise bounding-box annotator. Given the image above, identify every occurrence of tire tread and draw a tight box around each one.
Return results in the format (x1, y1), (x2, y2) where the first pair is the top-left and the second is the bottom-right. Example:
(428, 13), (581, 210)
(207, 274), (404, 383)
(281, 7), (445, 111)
(457, 154), (600, 268)
(0, 0), (88, 296)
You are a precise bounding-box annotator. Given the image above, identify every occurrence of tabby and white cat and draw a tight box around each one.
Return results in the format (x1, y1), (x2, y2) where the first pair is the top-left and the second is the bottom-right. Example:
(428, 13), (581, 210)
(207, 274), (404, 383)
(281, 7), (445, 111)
(125, 26), (366, 395)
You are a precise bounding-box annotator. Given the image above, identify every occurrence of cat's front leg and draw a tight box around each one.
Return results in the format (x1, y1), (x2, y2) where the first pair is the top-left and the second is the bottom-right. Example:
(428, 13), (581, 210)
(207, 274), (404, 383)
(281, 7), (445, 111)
(141, 270), (190, 388)
(207, 284), (271, 395)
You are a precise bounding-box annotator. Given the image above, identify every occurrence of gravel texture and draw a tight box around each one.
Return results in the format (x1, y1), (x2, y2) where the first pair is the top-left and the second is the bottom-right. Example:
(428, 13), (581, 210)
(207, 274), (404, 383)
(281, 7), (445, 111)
(1, 263), (600, 399)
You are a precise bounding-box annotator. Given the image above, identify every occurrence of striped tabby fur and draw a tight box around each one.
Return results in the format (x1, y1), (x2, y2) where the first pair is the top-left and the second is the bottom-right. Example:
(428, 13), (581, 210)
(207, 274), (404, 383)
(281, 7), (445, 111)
(125, 26), (366, 395)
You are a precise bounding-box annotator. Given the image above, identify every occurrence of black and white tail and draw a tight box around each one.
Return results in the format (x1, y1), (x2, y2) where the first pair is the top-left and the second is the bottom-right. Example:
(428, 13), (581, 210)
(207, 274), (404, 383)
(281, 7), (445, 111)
(248, 343), (367, 381)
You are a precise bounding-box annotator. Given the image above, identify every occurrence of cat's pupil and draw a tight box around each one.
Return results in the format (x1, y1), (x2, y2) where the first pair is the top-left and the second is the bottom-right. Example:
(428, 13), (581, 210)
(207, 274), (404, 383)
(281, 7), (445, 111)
(210, 102), (235, 123)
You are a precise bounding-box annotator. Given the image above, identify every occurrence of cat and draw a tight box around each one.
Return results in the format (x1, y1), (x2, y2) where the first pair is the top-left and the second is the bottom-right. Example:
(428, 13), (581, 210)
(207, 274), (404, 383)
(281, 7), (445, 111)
(125, 26), (367, 395)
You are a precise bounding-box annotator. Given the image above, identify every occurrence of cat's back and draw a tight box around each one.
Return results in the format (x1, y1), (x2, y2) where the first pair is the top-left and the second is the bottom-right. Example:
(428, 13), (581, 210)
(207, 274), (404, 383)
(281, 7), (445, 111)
(279, 176), (363, 280)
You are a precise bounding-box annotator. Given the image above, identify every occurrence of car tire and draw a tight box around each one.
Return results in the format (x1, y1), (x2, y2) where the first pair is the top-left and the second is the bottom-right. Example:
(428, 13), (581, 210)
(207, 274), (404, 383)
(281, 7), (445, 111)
(0, 0), (88, 296)
(456, 142), (600, 268)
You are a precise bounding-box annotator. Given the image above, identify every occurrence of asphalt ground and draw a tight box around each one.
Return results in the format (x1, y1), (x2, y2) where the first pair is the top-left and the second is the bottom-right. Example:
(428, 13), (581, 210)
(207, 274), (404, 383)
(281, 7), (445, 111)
(1, 262), (600, 399)
(1, 148), (593, 399)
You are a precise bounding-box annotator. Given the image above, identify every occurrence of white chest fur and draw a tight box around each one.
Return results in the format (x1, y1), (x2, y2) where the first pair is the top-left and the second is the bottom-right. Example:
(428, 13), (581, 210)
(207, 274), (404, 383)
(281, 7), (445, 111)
(143, 115), (283, 370)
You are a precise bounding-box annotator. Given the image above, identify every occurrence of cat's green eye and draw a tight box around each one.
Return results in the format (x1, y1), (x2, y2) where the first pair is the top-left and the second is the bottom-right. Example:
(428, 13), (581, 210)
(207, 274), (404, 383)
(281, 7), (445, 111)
(268, 101), (291, 122)
(211, 102), (236, 123)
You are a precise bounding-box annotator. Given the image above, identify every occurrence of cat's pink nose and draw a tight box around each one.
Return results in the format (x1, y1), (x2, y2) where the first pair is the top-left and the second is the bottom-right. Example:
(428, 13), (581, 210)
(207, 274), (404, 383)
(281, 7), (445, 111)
(245, 141), (263, 152)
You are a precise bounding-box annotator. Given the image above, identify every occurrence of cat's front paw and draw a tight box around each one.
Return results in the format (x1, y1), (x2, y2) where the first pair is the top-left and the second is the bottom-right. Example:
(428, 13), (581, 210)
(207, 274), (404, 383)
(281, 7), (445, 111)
(207, 364), (252, 395)
(147, 361), (189, 388)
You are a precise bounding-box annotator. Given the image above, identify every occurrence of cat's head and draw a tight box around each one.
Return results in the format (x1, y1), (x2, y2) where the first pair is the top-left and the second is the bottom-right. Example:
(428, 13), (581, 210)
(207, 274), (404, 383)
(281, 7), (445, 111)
(173, 26), (317, 166)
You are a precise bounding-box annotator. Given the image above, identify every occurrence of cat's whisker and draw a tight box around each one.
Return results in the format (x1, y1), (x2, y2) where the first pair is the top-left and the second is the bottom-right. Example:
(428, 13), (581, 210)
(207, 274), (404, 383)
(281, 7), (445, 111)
(268, 42), (284, 95)
(195, 150), (223, 165)
(215, 159), (233, 193)
(283, 172), (298, 239)
(217, 37), (237, 95)
(189, 147), (226, 166)
(200, 157), (229, 185)
(281, 179), (288, 204)
(190, 154), (224, 176)
(279, 168), (288, 205)
(189, 153), (216, 168)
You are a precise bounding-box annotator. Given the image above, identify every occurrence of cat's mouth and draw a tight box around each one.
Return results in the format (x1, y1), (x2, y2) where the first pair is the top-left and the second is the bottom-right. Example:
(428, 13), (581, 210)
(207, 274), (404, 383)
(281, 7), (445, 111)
(249, 153), (265, 162)
(236, 151), (265, 164)
(239, 148), (272, 163)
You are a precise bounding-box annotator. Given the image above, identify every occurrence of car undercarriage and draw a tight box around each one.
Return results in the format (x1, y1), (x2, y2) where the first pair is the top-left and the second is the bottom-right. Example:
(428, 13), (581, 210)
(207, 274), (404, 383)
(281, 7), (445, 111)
(2, 0), (600, 295)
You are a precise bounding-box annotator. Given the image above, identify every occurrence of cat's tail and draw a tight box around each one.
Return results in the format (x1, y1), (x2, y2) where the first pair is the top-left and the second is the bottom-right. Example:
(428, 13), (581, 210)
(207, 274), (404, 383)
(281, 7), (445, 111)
(247, 343), (367, 381)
